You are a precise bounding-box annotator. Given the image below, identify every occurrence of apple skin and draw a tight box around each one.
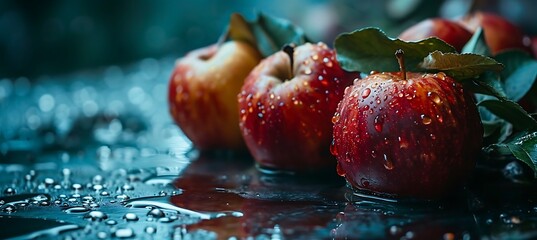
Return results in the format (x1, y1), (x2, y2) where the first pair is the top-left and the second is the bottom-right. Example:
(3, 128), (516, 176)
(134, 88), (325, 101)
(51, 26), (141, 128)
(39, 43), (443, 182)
(398, 18), (473, 52)
(332, 72), (483, 199)
(238, 42), (360, 172)
(459, 12), (531, 55)
(168, 41), (262, 151)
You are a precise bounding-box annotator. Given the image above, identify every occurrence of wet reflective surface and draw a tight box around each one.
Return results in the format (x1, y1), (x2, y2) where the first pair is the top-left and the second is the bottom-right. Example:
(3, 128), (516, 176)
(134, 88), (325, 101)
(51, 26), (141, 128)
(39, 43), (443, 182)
(2, 58), (537, 239)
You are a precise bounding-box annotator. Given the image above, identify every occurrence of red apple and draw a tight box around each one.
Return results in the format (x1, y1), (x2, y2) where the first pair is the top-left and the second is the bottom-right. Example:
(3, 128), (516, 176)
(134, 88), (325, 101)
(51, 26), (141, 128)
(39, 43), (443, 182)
(399, 18), (473, 52)
(332, 51), (483, 199)
(459, 12), (531, 55)
(168, 41), (262, 151)
(238, 42), (360, 172)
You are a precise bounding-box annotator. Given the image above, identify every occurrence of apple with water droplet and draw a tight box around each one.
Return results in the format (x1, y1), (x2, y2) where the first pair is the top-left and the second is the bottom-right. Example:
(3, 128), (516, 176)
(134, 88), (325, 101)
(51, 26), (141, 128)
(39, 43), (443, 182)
(168, 41), (262, 151)
(458, 11), (531, 55)
(332, 50), (483, 199)
(399, 18), (473, 52)
(238, 42), (360, 172)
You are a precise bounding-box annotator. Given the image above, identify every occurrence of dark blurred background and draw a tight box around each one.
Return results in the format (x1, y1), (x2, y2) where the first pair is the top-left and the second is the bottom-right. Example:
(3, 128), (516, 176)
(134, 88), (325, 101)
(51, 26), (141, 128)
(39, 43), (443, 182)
(1, 0), (536, 79)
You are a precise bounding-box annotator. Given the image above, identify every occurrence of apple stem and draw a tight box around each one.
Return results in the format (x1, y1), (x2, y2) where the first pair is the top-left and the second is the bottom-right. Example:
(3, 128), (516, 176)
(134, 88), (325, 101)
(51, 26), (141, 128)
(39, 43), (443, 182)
(395, 49), (406, 81)
(282, 44), (295, 75)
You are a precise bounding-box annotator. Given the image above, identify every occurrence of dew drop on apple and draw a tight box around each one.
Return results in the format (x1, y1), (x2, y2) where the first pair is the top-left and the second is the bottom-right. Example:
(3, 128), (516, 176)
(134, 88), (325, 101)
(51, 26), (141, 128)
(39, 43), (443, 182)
(374, 116), (383, 132)
(436, 114), (443, 123)
(421, 115), (432, 125)
(398, 136), (409, 149)
(383, 154), (394, 170)
(332, 113), (340, 124)
(362, 88), (371, 98)
(436, 72), (447, 80)
(427, 92), (442, 105)
(323, 58), (333, 67)
(330, 140), (338, 156)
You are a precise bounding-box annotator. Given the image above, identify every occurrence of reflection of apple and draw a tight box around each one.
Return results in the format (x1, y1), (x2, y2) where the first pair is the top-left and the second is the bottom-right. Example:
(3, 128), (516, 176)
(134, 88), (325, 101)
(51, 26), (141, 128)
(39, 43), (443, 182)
(238, 42), (359, 172)
(332, 51), (483, 199)
(459, 12), (531, 55)
(168, 41), (262, 151)
(399, 18), (472, 52)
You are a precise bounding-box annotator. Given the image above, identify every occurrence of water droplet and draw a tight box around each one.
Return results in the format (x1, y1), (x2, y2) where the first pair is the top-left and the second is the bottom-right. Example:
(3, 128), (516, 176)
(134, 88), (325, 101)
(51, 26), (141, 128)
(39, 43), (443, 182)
(374, 116), (383, 132)
(122, 184), (134, 191)
(116, 194), (130, 201)
(398, 137), (409, 149)
(436, 72), (447, 80)
(114, 228), (135, 238)
(427, 92), (442, 105)
(82, 195), (95, 203)
(421, 115), (432, 125)
(370, 150), (377, 159)
(72, 183), (82, 191)
(332, 113), (340, 124)
(304, 68), (312, 75)
(106, 220), (118, 225)
(84, 211), (108, 221)
(390, 225), (402, 235)
(44, 178), (55, 185)
(145, 226), (157, 234)
(330, 141), (338, 157)
(4, 187), (16, 195)
(362, 88), (371, 98)
(97, 231), (108, 239)
(2, 204), (16, 213)
(383, 154), (394, 170)
(64, 206), (90, 213)
(123, 212), (139, 221)
(147, 208), (165, 218)
(323, 57), (333, 67)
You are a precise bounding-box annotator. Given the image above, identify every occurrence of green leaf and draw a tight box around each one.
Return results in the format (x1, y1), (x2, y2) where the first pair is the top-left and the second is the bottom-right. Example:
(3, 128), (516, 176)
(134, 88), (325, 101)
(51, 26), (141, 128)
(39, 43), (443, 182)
(249, 13), (308, 57)
(494, 50), (537, 102)
(465, 73), (508, 99)
(461, 28), (491, 56)
(228, 14), (257, 47)
(227, 13), (308, 58)
(334, 28), (457, 73)
(419, 51), (504, 80)
(478, 99), (537, 131)
(506, 132), (537, 175)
